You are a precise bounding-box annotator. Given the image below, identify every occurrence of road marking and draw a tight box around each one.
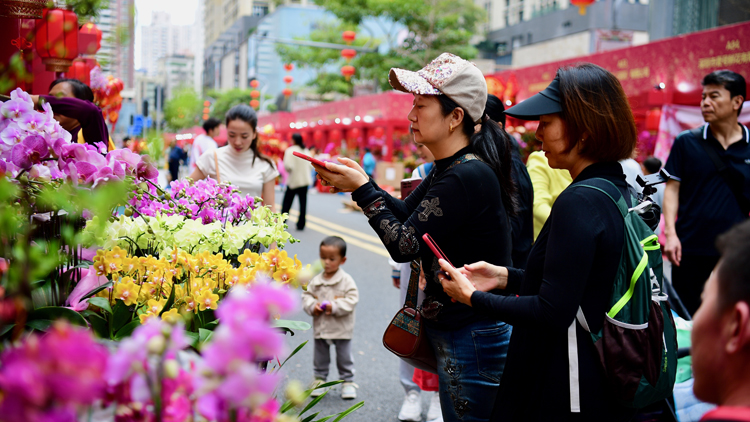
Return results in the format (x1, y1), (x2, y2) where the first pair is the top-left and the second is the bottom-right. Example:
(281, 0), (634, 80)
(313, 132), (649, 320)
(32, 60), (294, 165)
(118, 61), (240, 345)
(277, 205), (384, 245)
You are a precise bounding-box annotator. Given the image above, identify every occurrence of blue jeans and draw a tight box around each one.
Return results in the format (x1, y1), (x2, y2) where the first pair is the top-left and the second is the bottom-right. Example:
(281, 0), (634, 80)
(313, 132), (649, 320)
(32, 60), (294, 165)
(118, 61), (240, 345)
(426, 319), (512, 422)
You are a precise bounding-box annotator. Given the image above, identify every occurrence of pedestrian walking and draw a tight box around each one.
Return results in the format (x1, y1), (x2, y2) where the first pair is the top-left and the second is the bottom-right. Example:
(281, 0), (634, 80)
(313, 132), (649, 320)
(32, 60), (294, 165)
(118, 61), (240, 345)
(282, 133), (313, 230)
(189, 117), (220, 173)
(302, 236), (360, 400)
(663, 70), (749, 316)
(167, 139), (188, 183)
(190, 104), (279, 209)
(314, 53), (516, 422)
(438, 63), (642, 421)
(362, 148), (376, 179)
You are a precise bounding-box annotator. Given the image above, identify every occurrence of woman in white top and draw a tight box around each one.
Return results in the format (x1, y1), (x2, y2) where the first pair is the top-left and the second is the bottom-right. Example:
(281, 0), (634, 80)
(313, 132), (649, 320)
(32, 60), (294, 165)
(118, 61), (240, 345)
(190, 104), (279, 210)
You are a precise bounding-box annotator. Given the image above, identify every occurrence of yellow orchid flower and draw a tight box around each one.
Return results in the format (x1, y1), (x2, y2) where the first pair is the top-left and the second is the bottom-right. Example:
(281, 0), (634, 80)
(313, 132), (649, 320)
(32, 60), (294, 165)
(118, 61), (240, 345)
(161, 308), (182, 323)
(146, 297), (167, 315)
(273, 266), (298, 286)
(139, 312), (158, 324)
(195, 289), (219, 311)
(113, 278), (140, 306)
(238, 249), (260, 268)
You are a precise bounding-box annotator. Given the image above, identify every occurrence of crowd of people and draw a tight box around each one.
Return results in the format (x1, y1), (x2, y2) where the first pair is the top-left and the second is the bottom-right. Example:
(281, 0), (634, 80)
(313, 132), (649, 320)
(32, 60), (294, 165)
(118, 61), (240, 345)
(28, 52), (750, 422)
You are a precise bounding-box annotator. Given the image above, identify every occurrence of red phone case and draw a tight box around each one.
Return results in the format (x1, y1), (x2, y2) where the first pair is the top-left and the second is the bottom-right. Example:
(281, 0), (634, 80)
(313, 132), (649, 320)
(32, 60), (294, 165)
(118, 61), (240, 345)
(422, 233), (453, 267)
(293, 151), (328, 168)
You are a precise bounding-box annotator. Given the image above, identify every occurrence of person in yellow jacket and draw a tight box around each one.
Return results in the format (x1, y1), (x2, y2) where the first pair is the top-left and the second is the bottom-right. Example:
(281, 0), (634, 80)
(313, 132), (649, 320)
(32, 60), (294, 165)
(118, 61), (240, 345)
(526, 150), (572, 240)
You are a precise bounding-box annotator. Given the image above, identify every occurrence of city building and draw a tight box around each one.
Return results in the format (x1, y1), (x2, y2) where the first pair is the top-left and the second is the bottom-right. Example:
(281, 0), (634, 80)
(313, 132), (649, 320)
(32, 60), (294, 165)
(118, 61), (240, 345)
(94, 0), (136, 89)
(648, 0), (750, 41)
(158, 54), (196, 100)
(478, 0), (650, 69)
(140, 11), (199, 78)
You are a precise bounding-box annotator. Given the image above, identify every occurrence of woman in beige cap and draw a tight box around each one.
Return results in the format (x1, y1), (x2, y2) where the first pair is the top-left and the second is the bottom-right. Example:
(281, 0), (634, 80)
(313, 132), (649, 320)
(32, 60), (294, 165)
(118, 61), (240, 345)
(437, 63), (641, 421)
(315, 53), (517, 422)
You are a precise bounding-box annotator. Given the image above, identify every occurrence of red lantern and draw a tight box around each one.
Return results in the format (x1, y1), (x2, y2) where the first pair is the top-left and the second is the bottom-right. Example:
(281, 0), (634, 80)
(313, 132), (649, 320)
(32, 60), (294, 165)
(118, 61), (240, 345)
(283, 63), (294, 72)
(250, 90), (260, 99)
(341, 49), (357, 61)
(250, 79), (260, 88)
(349, 127), (361, 140)
(342, 31), (356, 44)
(570, 0), (596, 15)
(646, 108), (662, 132)
(250, 99), (260, 109)
(79, 22), (102, 55)
(329, 129), (342, 142)
(282, 88), (293, 97)
(313, 130), (324, 142)
(203, 100), (210, 107)
(373, 127), (385, 138)
(35, 8), (79, 72)
(341, 65), (356, 81)
(203, 107), (210, 114)
(283, 75), (293, 84)
(67, 59), (90, 85)
(202, 113), (209, 120)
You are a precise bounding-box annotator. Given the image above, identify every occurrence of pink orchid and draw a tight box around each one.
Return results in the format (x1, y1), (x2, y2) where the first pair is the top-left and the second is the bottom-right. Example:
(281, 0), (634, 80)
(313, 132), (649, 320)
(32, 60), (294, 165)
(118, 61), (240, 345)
(1, 122), (24, 146)
(10, 135), (49, 169)
(1, 99), (32, 120)
(66, 268), (109, 311)
(10, 87), (33, 105)
(136, 156), (158, 180)
(28, 164), (51, 181)
(17, 110), (48, 133)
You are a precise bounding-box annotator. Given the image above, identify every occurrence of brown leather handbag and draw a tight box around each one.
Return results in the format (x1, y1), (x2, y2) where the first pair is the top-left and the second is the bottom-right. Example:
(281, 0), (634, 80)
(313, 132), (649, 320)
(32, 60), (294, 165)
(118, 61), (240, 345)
(382, 259), (438, 373)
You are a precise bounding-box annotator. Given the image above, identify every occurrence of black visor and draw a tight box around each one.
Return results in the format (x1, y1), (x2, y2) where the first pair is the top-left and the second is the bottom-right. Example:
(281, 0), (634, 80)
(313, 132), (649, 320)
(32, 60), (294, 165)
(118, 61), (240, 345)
(504, 77), (562, 121)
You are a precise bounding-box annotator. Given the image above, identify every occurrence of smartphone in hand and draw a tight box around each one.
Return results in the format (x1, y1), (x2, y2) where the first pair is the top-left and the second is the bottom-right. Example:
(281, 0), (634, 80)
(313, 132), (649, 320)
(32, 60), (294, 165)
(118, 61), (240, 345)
(293, 151), (328, 168)
(422, 233), (455, 282)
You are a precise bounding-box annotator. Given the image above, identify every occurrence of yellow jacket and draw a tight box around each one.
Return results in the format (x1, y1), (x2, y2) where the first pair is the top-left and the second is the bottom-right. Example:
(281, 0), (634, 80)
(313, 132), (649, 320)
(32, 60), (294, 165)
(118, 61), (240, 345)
(526, 151), (572, 240)
(77, 130), (116, 151)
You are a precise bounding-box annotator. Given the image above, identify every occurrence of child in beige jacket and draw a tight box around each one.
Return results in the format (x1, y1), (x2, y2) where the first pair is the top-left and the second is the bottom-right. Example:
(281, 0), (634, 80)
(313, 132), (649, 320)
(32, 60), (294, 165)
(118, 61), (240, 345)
(302, 236), (359, 399)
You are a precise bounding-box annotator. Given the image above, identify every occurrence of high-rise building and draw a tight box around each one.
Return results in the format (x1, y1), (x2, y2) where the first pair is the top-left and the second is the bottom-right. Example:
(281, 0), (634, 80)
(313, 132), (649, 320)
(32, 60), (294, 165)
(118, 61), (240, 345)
(94, 0), (136, 89)
(158, 54), (196, 100)
(193, 0), (206, 93)
(140, 12), (198, 77)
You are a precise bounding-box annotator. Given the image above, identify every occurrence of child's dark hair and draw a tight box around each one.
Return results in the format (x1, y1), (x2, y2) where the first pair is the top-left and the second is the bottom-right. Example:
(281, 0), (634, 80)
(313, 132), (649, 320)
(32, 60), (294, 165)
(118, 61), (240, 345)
(321, 236), (347, 258)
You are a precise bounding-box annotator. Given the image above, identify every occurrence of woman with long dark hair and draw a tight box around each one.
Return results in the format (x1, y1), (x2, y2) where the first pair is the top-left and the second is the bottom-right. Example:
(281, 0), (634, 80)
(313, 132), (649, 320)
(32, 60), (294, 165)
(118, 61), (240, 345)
(190, 104), (278, 209)
(437, 63), (640, 421)
(314, 53), (517, 422)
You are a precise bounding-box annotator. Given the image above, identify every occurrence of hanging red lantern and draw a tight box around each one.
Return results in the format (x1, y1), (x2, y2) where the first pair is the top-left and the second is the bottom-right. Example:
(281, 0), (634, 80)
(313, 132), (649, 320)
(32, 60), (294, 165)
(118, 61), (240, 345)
(283, 75), (293, 84)
(341, 65), (356, 81)
(202, 113), (209, 120)
(570, 0), (596, 15)
(67, 59), (90, 85)
(203, 107), (210, 114)
(313, 130), (324, 142)
(283, 63), (294, 72)
(342, 31), (356, 44)
(250, 79), (260, 88)
(203, 100), (210, 107)
(329, 129), (342, 142)
(373, 127), (385, 138)
(341, 49), (357, 61)
(35, 8), (80, 72)
(282, 88), (293, 97)
(646, 108), (662, 132)
(78, 22), (102, 55)
(349, 127), (361, 140)
(0, 0), (46, 19)
(250, 99), (260, 109)
(250, 90), (260, 99)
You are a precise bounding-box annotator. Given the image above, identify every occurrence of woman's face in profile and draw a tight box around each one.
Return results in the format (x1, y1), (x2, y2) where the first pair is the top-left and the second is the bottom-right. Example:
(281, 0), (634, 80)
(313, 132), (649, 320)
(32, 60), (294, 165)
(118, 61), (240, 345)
(535, 113), (579, 170)
(408, 94), (450, 146)
(48, 82), (80, 131)
(226, 119), (256, 153)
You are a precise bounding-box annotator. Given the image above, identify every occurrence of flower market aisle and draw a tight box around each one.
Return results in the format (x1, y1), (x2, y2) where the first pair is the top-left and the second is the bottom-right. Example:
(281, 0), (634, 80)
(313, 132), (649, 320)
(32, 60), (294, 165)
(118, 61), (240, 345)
(275, 190), (433, 422)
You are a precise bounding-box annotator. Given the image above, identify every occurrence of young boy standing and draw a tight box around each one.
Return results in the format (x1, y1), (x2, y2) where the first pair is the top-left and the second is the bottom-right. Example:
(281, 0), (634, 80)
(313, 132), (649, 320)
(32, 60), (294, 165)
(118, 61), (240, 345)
(302, 236), (360, 399)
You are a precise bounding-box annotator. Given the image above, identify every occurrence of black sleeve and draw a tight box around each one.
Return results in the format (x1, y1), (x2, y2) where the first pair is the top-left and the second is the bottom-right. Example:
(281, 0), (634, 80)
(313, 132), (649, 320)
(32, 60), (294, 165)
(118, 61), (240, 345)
(469, 189), (605, 330)
(352, 171), (468, 263)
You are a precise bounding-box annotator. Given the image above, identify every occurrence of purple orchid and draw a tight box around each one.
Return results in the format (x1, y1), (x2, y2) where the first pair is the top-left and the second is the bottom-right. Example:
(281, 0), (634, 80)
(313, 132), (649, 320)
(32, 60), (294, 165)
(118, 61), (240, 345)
(17, 109), (48, 133)
(0, 99), (32, 120)
(136, 156), (158, 180)
(66, 268), (109, 311)
(1, 122), (24, 146)
(10, 135), (49, 169)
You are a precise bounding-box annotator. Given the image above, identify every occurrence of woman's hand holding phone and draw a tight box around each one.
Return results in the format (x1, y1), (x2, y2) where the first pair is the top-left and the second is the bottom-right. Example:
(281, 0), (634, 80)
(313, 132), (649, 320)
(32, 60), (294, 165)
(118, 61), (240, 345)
(314, 157), (369, 193)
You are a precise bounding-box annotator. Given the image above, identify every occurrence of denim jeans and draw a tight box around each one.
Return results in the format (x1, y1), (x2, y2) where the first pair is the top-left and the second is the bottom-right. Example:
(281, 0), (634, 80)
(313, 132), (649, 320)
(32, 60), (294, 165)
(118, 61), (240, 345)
(426, 319), (512, 422)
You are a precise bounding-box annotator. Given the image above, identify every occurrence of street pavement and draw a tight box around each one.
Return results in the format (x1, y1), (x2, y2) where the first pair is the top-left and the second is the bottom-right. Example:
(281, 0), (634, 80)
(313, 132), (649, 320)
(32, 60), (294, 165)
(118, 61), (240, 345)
(273, 187), (433, 422)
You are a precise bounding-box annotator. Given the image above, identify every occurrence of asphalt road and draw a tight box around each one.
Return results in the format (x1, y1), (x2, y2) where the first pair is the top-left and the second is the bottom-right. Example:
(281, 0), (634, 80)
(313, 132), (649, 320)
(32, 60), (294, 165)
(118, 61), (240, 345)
(273, 188), (432, 422)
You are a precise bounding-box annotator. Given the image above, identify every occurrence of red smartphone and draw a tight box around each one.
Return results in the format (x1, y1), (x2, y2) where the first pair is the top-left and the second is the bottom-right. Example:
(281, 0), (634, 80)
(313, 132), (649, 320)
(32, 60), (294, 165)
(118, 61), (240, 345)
(422, 233), (454, 268)
(293, 151), (328, 168)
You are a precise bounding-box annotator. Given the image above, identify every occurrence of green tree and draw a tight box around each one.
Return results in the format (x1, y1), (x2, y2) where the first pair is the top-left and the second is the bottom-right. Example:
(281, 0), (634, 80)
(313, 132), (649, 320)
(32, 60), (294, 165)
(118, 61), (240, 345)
(163, 87), (202, 131)
(276, 0), (485, 95)
(207, 88), (253, 120)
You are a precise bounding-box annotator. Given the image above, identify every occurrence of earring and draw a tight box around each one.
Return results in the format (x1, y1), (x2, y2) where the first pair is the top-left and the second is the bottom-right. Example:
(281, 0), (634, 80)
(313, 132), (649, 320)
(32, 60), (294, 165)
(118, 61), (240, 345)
(449, 125), (455, 133)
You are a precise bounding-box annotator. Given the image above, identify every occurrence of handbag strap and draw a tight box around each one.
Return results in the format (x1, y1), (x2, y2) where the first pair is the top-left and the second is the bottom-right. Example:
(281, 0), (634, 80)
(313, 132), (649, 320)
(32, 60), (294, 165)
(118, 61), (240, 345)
(213, 149), (221, 183)
(404, 258), (421, 308)
(692, 125), (750, 216)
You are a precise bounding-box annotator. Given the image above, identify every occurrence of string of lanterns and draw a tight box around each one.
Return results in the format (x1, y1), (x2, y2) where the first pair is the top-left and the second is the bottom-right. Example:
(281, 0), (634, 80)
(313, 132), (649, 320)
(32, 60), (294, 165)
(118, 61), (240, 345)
(340, 31), (356, 81)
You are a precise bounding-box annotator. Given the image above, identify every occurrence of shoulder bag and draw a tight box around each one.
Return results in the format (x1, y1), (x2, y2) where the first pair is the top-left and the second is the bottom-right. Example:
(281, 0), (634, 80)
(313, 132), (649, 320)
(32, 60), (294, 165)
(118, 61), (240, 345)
(382, 259), (437, 373)
(213, 150), (222, 183)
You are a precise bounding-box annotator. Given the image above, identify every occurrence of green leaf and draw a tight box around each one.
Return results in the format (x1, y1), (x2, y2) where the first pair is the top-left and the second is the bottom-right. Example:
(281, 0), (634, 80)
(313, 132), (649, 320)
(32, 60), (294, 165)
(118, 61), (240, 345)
(114, 319), (141, 340)
(203, 320), (220, 330)
(112, 300), (133, 332)
(313, 416), (334, 422)
(159, 283), (176, 317)
(279, 340), (308, 370)
(31, 280), (55, 308)
(299, 390), (329, 416)
(273, 319), (311, 333)
(185, 331), (199, 348)
(28, 306), (87, 327)
(331, 401), (365, 422)
(198, 328), (213, 344)
(0, 323), (15, 337)
(83, 312), (109, 338)
(301, 412), (320, 422)
(27, 319), (52, 331)
(81, 281), (113, 300)
(88, 297), (113, 314)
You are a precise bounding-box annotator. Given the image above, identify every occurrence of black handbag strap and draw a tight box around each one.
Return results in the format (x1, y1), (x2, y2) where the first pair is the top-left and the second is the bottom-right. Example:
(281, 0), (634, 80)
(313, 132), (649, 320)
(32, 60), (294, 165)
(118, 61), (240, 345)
(404, 259), (421, 309)
(692, 126), (750, 216)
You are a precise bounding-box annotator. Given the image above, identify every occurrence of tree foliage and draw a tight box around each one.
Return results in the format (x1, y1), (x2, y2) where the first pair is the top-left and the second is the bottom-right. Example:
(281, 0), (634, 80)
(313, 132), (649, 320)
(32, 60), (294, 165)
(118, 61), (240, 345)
(276, 0), (486, 95)
(163, 87), (202, 131)
(207, 89), (253, 120)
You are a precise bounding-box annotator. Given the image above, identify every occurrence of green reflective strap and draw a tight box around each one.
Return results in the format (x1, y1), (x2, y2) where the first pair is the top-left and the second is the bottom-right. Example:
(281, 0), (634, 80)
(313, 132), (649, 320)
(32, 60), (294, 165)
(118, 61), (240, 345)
(640, 234), (660, 251)
(608, 251), (649, 319)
